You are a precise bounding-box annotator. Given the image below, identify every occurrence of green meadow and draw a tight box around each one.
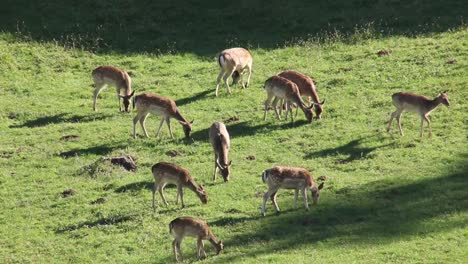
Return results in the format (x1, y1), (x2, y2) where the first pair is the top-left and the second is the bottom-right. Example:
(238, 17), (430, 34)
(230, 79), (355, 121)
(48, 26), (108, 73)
(0, 1), (467, 263)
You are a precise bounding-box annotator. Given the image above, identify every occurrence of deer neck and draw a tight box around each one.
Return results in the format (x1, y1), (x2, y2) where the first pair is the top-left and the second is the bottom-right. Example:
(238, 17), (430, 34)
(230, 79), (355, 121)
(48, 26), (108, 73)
(427, 97), (442, 112)
(208, 233), (220, 247)
(173, 109), (188, 124)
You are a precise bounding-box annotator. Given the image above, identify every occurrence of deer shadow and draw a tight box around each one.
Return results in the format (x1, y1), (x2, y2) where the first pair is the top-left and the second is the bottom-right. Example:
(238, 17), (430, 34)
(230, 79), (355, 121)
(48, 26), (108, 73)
(56, 214), (134, 233)
(175, 89), (212, 107)
(9, 113), (113, 128)
(59, 144), (125, 158)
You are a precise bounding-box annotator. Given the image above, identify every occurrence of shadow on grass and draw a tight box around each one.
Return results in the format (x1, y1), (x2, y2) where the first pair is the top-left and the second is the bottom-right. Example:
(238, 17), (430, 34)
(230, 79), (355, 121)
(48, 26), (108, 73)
(175, 90), (212, 107)
(9, 113), (113, 128)
(59, 144), (125, 158)
(304, 136), (395, 163)
(213, 163), (467, 261)
(114, 180), (153, 193)
(56, 215), (134, 233)
(1, 0), (464, 55)
(191, 120), (310, 141)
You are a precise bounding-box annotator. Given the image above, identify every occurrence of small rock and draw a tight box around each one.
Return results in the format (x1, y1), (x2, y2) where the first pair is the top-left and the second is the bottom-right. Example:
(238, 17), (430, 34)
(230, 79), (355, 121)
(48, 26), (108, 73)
(446, 59), (456, 64)
(166, 150), (185, 157)
(317, 175), (327, 181)
(224, 115), (240, 124)
(105, 156), (137, 172)
(91, 197), (107, 204)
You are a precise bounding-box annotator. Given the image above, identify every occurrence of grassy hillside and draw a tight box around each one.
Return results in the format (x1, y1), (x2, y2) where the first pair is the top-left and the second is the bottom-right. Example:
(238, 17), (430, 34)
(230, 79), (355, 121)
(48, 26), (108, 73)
(1, 1), (467, 263)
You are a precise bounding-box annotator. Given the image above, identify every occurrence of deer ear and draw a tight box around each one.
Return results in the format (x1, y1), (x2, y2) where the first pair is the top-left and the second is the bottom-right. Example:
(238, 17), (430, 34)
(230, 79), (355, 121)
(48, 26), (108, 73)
(318, 182), (324, 190)
(129, 90), (135, 97)
(442, 90), (447, 94)
(190, 119), (194, 124)
(320, 99), (325, 105)
(228, 160), (232, 166)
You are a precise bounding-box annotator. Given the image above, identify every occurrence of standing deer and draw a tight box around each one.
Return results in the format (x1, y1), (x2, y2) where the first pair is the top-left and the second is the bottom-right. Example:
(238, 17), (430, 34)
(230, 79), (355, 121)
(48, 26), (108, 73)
(387, 91), (450, 137)
(132, 93), (193, 139)
(209, 121), (232, 182)
(169, 216), (224, 262)
(92, 66), (135, 112)
(261, 166), (324, 216)
(151, 162), (207, 210)
(263, 75), (314, 123)
(215, 47), (253, 96)
(278, 70), (325, 119)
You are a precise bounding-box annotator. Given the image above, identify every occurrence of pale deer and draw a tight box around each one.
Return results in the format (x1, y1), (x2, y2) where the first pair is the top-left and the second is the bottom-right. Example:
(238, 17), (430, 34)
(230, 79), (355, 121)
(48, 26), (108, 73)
(169, 216), (224, 262)
(151, 162), (207, 210)
(387, 91), (450, 137)
(263, 75), (314, 123)
(215, 47), (253, 96)
(261, 166), (324, 216)
(132, 93), (193, 139)
(92, 66), (135, 112)
(209, 121), (232, 182)
(278, 70), (325, 119)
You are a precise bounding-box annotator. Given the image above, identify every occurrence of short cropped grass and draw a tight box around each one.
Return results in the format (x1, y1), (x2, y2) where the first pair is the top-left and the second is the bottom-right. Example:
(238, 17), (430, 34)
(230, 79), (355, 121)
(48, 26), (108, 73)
(0, 1), (467, 263)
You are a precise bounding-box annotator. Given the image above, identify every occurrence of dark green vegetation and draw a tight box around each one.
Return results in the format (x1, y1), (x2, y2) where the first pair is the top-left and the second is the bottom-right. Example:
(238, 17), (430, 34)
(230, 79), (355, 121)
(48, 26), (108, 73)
(1, 1), (467, 263)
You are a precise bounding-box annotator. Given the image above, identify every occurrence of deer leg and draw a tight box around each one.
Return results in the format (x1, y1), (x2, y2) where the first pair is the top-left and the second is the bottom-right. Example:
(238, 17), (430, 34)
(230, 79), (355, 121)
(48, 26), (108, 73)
(272, 97), (281, 120)
(166, 117), (175, 139)
(294, 189), (299, 209)
(155, 117), (165, 138)
(302, 188), (309, 211)
(172, 240), (180, 262)
(140, 113), (150, 138)
(262, 190), (272, 216)
(396, 111), (404, 136)
(92, 83), (106, 111)
(287, 101), (294, 122)
(213, 154), (219, 181)
(116, 86), (123, 112)
(424, 115), (432, 137)
(152, 181), (158, 210)
(223, 69), (235, 95)
(263, 93), (274, 121)
(158, 184), (169, 206)
(178, 186), (185, 208)
(270, 191), (280, 212)
(132, 113), (140, 139)
(197, 238), (207, 259)
(245, 65), (252, 88)
(215, 69), (225, 97)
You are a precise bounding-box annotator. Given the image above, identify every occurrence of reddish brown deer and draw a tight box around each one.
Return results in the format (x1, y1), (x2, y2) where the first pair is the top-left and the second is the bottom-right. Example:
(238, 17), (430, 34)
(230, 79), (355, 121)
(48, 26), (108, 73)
(387, 91), (450, 137)
(278, 70), (325, 119)
(215, 47), (253, 96)
(132, 93), (193, 139)
(263, 75), (314, 123)
(92, 66), (135, 112)
(209, 121), (232, 182)
(151, 162), (207, 210)
(169, 216), (224, 262)
(261, 166), (324, 216)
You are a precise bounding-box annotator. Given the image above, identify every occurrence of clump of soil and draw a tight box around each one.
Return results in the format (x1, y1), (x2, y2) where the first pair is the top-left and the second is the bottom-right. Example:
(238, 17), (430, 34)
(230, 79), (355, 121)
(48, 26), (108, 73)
(246, 155), (256, 160)
(446, 59), (456, 64)
(91, 197), (107, 204)
(60, 135), (80, 141)
(104, 156), (137, 172)
(224, 115), (240, 124)
(317, 175), (327, 181)
(61, 189), (76, 198)
(166, 150), (185, 157)
(377, 50), (391, 56)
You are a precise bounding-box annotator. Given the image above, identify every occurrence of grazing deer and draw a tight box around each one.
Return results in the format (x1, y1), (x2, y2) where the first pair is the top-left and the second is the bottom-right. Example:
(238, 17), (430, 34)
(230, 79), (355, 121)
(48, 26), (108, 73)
(263, 75), (314, 123)
(215, 47), (253, 96)
(387, 91), (450, 137)
(92, 66), (135, 112)
(133, 93), (193, 139)
(261, 166), (324, 216)
(209, 121), (232, 182)
(278, 70), (325, 119)
(151, 162), (207, 210)
(169, 216), (224, 262)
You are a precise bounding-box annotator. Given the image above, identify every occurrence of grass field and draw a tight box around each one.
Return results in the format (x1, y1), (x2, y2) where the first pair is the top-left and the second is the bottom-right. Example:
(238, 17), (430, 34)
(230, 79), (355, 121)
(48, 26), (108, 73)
(1, 1), (467, 263)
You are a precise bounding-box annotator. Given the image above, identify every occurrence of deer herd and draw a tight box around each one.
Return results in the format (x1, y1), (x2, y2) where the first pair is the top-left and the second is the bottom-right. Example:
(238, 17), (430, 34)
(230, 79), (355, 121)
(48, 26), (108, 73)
(90, 47), (450, 261)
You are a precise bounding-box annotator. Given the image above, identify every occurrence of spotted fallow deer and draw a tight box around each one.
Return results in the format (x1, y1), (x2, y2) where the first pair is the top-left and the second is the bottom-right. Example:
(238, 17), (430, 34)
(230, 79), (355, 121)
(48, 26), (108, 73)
(151, 162), (207, 210)
(278, 70), (325, 119)
(261, 166), (324, 216)
(209, 121), (232, 182)
(215, 47), (253, 96)
(387, 91), (450, 137)
(92, 66), (135, 112)
(132, 93), (193, 139)
(169, 216), (224, 262)
(263, 75), (314, 123)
